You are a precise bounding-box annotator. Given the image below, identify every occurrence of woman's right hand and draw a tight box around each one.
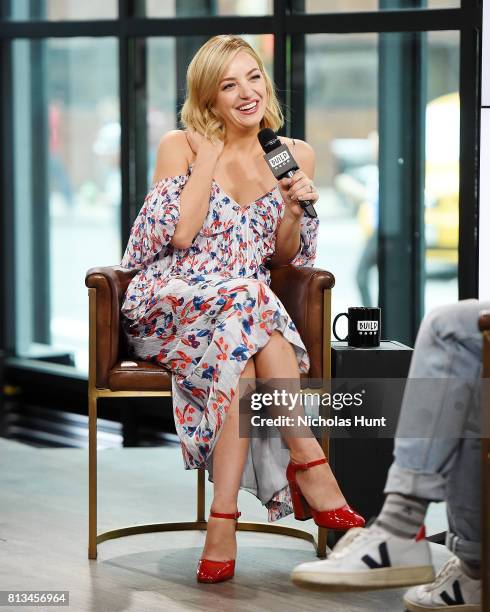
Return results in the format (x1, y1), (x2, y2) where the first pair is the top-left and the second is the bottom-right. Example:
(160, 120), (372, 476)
(185, 130), (224, 159)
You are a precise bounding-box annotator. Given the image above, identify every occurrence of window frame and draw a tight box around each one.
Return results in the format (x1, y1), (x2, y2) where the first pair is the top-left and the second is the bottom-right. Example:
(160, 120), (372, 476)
(0, 0), (481, 388)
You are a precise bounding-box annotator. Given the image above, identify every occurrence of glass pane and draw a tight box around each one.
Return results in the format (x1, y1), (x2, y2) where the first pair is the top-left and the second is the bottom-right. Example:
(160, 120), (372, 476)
(424, 30), (459, 313)
(147, 38), (177, 183)
(12, 38), (120, 372)
(146, 34), (274, 178)
(306, 33), (379, 319)
(6, 0), (117, 20)
(305, 30), (459, 336)
(145, 0), (273, 17)
(301, 0), (459, 12)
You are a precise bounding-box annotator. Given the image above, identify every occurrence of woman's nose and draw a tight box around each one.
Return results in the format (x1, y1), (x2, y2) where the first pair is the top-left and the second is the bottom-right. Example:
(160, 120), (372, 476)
(238, 81), (254, 98)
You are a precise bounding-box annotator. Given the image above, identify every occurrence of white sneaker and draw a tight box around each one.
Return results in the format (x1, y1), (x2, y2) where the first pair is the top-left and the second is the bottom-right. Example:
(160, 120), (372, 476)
(291, 525), (435, 590)
(403, 555), (481, 611)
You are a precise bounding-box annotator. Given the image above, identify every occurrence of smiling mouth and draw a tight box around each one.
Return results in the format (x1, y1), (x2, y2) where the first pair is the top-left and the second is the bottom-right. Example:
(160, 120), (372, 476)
(236, 100), (259, 114)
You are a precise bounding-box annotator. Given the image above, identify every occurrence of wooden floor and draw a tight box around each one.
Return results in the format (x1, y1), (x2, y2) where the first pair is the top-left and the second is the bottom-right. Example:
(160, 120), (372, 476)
(0, 437), (451, 612)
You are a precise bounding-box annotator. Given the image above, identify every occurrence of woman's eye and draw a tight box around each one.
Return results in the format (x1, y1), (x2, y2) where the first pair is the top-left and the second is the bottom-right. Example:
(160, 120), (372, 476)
(251, 74), (261, 80)
(223, 83), (234, 90)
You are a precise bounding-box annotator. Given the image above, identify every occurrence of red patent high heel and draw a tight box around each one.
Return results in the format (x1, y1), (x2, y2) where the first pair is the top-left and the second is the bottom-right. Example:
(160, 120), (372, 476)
(196, 510), (241, 583)
(286, 458), (365, 530)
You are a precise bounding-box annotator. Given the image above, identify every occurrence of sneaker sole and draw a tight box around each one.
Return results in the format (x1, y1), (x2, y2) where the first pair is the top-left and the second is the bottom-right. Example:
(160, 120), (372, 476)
(404, 598), (480, 612)
(291, 565), (435, 591)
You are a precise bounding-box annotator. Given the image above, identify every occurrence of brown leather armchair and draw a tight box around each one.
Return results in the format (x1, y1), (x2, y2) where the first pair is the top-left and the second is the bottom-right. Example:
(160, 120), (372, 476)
(85, 264), (335, 561)
(478, 310), (490, 612)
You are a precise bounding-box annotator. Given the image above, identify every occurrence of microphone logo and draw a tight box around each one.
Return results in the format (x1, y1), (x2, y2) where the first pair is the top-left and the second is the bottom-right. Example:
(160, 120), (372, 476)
(257, 127), (318, 219)
(269, 150), (290, 168)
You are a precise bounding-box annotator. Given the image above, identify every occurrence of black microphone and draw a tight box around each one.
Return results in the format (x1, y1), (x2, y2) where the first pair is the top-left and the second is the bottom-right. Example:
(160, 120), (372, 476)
(257, 128), (317, 219)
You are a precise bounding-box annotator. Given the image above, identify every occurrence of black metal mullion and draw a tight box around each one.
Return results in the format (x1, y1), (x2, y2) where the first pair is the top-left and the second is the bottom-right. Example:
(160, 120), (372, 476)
(0, 0), (10, 20)
(458, 0), (481, 299)
(0, 39), (15, 354)
(175, 1), (215, 126)
(0, 17), (275, 40)
(29, 0), (45, 20)
(0, 20), (119, 38)
(0, 8), (463, 41)
(122, 16), (275, 37)
(119, 0), (132, 246)
(411, 32), (427, 332)
(288, 35), (305, 140)
(288, 0), (306, 141)
(30, 39), (50, 344)
(273, 0), (287, 136)
(133, 38), (148, 222)
(378, 29), (427, 345)
(285, 8), (461, 34)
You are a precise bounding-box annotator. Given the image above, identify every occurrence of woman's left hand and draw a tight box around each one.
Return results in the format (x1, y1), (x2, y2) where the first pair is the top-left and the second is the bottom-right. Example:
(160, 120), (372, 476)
(278, 170), (319, 219)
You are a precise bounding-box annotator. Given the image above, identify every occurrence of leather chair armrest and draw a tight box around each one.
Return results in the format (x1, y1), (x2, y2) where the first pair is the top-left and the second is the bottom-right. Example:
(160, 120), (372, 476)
(479, 310), (490, 332)
(480, 310), (490, 380)
(270, 265), (335, 380)
(85, 265), (138, 388)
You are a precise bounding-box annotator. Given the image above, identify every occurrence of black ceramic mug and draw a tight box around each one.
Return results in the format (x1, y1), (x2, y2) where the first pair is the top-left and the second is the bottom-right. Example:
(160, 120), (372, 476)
(333, 307), (381, 348)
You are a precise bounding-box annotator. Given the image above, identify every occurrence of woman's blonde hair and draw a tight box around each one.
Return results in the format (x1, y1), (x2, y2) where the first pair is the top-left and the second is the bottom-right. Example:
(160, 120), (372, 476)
(180, 35), (284, 141)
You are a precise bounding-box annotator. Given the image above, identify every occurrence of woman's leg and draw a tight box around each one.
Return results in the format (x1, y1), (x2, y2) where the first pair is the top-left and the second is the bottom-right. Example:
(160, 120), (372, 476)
(254, 330), (346, 511)
(201, 357), (255, 561)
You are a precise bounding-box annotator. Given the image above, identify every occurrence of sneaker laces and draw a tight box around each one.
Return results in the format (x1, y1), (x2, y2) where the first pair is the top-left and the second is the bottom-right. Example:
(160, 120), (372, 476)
(329, 528), (371, 560)
(426, 556), (460, 592)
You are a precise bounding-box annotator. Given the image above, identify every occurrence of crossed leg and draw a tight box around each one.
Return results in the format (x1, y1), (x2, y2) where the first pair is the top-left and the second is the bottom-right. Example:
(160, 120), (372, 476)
(253, 330), (345, 512)
(202, 330), (347, 562)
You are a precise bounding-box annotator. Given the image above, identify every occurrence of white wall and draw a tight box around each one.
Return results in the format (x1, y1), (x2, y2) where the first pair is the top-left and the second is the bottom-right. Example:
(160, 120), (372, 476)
(480, 0), (490, 298)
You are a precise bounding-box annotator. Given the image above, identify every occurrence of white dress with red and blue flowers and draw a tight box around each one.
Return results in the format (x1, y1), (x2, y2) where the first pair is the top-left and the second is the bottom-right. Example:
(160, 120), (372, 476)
(121, 164), (319, 520)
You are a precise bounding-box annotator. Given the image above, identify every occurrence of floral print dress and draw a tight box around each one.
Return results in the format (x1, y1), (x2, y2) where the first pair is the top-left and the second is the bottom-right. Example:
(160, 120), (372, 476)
(121, 164), (319, 520)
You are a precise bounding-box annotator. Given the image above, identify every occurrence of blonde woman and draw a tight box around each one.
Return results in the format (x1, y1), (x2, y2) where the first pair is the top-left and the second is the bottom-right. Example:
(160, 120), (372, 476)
(121, 35), (364, 584)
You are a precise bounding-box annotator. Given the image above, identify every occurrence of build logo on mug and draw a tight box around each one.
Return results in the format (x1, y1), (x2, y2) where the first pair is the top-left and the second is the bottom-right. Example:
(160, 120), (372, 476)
(333, 307), (381, 348)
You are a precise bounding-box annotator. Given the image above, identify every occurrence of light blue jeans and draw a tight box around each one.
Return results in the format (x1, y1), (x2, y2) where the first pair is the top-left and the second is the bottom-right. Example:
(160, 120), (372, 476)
(384, 299), (489, 564)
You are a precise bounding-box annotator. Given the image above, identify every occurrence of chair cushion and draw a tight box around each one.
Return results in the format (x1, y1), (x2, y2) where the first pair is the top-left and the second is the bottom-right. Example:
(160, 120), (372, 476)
(108, 360), (172, 392)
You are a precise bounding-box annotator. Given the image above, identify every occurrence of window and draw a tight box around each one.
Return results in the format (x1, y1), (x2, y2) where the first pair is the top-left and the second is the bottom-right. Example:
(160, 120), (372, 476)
(144, 0), (273, 17)
(6, 0), (117, 20)
(0, 1), (479, 378)
(297, 0), (459, 13)
(11, 38), (120, 371)
(306, 30), (459, 333)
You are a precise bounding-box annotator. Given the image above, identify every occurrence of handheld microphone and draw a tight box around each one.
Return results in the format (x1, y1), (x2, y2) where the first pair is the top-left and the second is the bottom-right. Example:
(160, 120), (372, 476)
(257, 128), (318, 219)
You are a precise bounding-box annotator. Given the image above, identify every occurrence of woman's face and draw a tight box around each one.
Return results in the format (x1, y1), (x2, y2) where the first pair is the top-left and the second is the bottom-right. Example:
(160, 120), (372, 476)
(213, 50), (267, 133)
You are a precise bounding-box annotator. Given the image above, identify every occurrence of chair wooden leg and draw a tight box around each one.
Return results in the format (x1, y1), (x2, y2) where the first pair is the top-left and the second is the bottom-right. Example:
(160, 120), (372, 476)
(197, 467), (205, 522)
(88, 392), (97, 560)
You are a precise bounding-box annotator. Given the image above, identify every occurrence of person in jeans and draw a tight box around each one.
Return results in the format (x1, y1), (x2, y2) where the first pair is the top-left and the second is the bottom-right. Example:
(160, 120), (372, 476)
(292, 299), (488, 612)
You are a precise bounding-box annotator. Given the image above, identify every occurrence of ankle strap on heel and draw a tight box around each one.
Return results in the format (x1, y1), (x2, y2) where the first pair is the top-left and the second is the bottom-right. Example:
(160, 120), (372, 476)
(209, 511), (241, 520)
(290, 457), (327, 471)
